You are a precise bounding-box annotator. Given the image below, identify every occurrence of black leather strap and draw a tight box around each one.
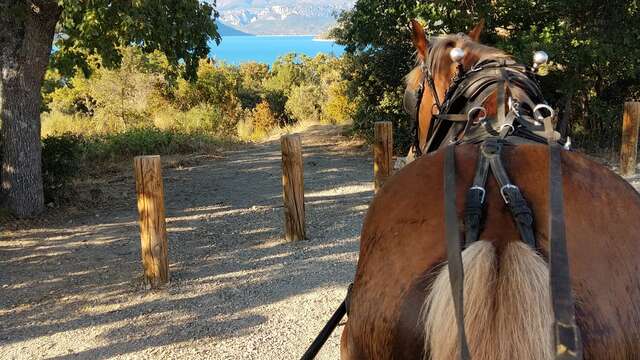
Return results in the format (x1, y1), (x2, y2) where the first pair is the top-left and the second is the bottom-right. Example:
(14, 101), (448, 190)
(481, 139), (537, 248)
(464, 149), (490, 248)
(443, 145), (471, 360)
(548, 143), (583, 360)
(300, 286), (351, 360)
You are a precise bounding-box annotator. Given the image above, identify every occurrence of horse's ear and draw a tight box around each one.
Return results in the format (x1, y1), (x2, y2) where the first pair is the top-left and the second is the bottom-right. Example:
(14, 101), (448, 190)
(468, 19), (485, 42)
(410, 19), (429, 62)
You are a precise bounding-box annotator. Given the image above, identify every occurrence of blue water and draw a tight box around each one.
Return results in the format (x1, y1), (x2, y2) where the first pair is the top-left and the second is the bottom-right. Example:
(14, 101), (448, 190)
(208, 36), (344, 64)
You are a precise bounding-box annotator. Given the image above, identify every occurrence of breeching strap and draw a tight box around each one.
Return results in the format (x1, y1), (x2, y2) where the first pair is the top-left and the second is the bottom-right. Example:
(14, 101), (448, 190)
(443, 145), (472, 360)
(548, 143), (583, 359)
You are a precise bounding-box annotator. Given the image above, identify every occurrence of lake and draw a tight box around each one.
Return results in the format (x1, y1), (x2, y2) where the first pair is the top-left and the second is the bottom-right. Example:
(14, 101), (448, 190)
(208, 36), (345, 64)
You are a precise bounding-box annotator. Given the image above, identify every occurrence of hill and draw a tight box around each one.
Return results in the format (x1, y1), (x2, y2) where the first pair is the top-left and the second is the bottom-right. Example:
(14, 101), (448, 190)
(214, 0), (354, 35)
(217, 22), (253, 36)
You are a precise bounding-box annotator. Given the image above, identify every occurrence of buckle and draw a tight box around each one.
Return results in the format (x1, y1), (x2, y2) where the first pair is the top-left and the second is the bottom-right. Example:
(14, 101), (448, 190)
(554, 321), (580, 356)
(469, 186), (486, 204)
(500, 184), (518, 204)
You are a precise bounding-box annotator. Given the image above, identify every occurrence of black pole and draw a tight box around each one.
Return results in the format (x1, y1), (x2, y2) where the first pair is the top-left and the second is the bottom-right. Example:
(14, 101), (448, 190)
(300, 300), (347, 360)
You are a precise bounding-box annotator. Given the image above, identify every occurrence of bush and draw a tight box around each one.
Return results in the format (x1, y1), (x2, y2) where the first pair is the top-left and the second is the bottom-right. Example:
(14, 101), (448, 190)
(41, 134), (83, 204)
(250, 101), (278, 137)
(286, 84), (324, 123)
(83, 127), (224, 163)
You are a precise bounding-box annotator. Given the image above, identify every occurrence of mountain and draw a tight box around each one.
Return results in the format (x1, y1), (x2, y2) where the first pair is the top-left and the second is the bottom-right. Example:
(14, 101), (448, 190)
(213, 0), (354, 35)
(217, 22), (253, 36)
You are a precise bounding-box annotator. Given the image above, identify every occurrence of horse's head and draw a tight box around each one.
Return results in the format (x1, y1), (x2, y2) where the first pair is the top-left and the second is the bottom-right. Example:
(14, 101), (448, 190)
(404, 20), (510, 153)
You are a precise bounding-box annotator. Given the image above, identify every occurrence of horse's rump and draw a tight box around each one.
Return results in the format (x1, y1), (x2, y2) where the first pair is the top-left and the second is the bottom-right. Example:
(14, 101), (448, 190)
(342, 144), (640, 359)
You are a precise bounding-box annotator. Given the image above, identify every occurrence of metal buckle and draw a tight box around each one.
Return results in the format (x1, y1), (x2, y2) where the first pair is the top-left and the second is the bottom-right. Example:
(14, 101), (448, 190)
(467, 106), (487, 125)
(554, 321), (580, 356)
(500, 184), (518, 204)
(470, 186), (486, 204)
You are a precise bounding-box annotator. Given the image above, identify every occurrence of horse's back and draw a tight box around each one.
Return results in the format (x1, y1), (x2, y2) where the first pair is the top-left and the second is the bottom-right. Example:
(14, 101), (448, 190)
(343, 144), (640, 359)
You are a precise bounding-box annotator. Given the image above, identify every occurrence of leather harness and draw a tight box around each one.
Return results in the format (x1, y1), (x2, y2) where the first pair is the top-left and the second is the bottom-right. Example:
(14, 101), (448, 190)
(302, 41), (582, 360)
(425, 46), (583, 360)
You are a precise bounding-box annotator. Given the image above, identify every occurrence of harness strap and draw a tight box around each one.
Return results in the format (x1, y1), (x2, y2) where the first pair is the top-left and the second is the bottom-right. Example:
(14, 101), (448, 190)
(548, 144), (583, 360)
(482, 139), (537, 248)
(438, 114), (470, 122)
(443, 145), (471, 360)
(496, 76), (506, 129)
(464, 151), (490, 248)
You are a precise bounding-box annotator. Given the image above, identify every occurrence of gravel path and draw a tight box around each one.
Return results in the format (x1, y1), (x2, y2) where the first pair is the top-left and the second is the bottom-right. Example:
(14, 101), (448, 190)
(2, 124), (638, 360)
(1, 124), (372, 359)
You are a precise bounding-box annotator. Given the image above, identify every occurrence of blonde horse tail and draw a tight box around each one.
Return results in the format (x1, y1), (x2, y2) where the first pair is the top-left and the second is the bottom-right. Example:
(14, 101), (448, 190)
(421, 240), (554, 360)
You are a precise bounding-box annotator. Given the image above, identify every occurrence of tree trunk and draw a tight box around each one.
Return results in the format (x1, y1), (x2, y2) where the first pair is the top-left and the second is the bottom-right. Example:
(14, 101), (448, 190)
(0, 2), (60, 217)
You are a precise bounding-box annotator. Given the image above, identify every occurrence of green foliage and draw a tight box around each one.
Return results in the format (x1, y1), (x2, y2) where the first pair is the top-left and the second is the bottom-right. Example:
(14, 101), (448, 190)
(83, 128), (224, 162)
(335, 0), (640, 152)
(41, 134), (82, 204)
(41, 48), (355, 178)
(52, 0), (221, 80)
(286, 84), (324, 123)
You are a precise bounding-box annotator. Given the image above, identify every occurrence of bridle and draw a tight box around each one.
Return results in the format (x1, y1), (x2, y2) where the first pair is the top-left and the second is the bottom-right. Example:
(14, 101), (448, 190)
(404, 35), (570, 156)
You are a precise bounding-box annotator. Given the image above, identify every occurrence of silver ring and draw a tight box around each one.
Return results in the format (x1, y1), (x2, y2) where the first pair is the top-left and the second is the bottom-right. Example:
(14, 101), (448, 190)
(470, 186), (486, 204)
(500, 184), (518, 204)
(533, 104), (555, 121)
(467, 106), (487, 124)
(499, 123), (514, 134)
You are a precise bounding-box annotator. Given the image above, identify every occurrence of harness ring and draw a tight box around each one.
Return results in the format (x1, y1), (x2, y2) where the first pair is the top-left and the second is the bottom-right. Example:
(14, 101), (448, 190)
(499, 123), (515, 134)
(467, 106), (487, 125)
(533, 104), (555, 121)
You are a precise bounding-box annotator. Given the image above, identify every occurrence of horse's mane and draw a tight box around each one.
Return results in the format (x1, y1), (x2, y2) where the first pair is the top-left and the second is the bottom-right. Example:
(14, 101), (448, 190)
(405, 34), (512, 89)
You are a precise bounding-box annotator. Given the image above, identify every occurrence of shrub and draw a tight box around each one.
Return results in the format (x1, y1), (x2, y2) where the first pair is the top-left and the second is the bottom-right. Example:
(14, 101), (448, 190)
(42, 111), (97, 137)
(251, 101), (278, 136)
(82, 128), (224, 163)
(285, 84), (324, 123)
(41, 134), (83, 204)
(236, 115), (255, 141)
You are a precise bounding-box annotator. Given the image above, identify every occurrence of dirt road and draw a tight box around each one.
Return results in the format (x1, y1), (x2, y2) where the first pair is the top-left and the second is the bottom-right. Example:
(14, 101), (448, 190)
(1, 124), (371, 359)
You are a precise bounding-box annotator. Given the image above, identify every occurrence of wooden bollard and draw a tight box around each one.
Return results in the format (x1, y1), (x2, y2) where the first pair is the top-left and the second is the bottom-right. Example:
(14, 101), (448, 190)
(620, 102), (640, 177)
(133, 155), (169, 288)
(373, 121), (393, 192)
(281, 135), (306, 241)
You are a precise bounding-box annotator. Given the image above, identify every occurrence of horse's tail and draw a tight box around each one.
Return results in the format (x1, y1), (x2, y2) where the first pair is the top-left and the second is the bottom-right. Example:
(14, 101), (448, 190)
(421, 240), (554, 360)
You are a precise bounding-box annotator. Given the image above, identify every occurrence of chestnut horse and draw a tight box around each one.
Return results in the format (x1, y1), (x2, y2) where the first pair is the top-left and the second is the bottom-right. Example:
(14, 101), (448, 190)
(339, 21), (640, 359)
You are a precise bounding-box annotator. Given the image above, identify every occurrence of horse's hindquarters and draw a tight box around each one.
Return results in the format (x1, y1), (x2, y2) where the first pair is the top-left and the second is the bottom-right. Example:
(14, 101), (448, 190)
(343, 144), (640, 359)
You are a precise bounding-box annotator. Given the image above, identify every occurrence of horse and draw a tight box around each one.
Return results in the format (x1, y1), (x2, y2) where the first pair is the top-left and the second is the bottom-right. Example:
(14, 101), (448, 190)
(338, 20), (640, 360)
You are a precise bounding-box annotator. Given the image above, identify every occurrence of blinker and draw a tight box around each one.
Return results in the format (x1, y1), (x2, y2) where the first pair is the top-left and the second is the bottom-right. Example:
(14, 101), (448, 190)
(450, 47), (465, 63)
(450, 47), (466, 77)
(532, 51), (549, 72)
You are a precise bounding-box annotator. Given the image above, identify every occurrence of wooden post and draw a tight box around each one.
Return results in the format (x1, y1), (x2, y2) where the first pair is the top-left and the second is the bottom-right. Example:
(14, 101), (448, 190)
(133, 155), (169, 288)
(620, 102), (640, 177)
(281, 135), (306, 241)
(373, 121), (393, 192)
